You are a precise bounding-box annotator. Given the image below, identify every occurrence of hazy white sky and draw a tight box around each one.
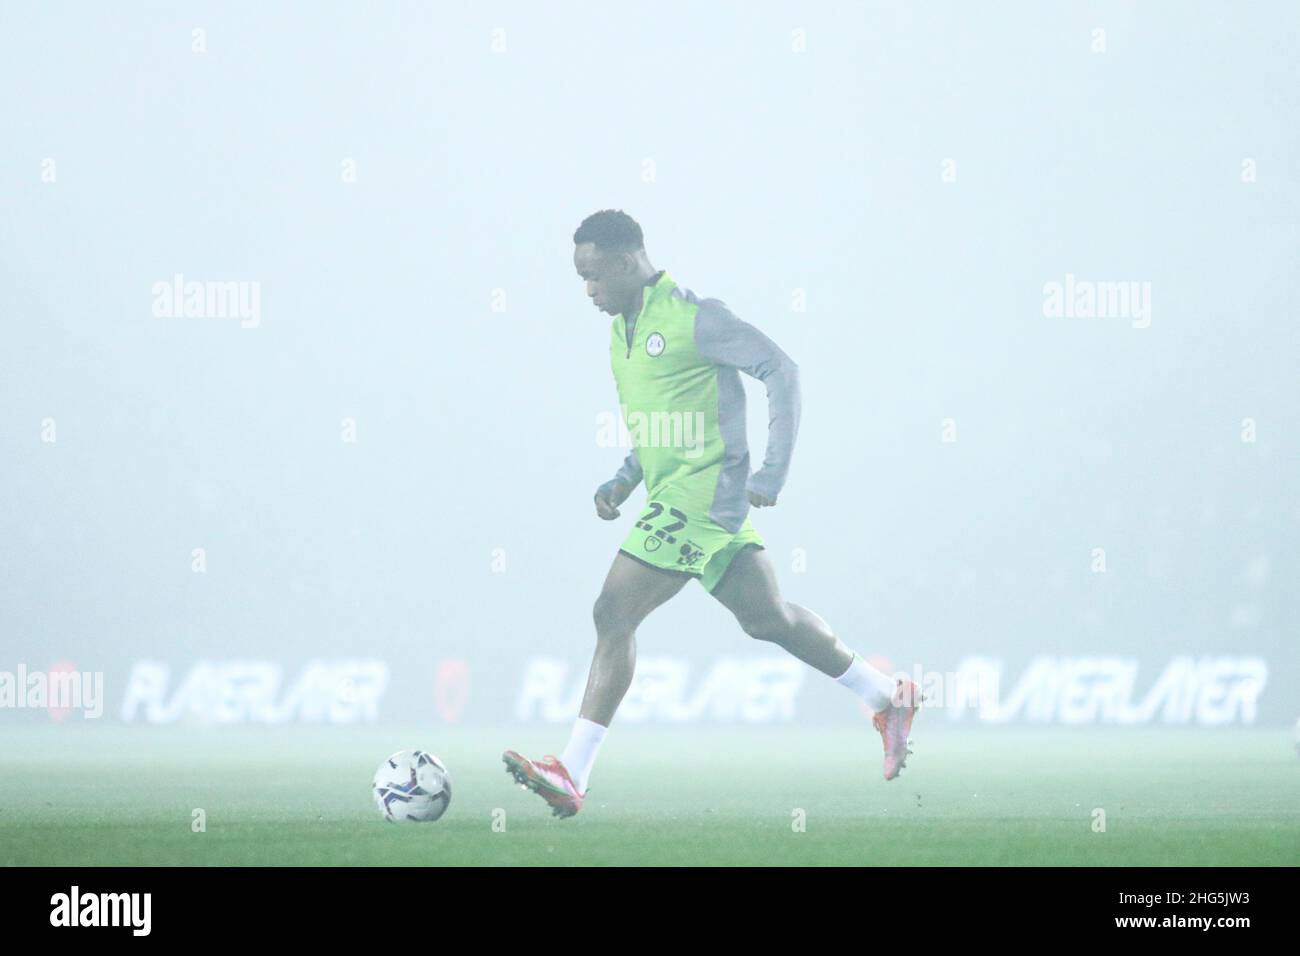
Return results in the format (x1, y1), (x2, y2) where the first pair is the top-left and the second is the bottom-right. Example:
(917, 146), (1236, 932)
(2, 2), (1296, 721)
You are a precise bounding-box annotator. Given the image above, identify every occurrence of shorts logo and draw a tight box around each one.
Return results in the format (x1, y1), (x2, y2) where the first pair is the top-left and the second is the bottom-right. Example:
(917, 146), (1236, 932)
(677, 541), (705, 568)
(645, 332), (666, 357)
(644, 535), (662, 552)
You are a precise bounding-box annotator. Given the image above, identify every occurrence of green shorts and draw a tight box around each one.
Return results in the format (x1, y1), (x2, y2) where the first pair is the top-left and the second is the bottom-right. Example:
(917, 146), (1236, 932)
(619, 495), (765, 593)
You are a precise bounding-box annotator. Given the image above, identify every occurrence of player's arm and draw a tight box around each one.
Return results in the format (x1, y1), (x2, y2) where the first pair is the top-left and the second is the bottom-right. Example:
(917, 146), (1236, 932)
(693, 299), (801, 507)
(594, 450), (641, 520)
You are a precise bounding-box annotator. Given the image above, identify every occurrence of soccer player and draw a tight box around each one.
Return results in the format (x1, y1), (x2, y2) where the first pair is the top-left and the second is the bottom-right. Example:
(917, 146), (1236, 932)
(503, 210), (919, 817)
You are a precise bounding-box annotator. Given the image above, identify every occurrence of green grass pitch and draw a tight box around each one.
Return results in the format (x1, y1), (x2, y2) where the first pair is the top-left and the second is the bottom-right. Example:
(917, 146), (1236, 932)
(1, 725), (1296, 866)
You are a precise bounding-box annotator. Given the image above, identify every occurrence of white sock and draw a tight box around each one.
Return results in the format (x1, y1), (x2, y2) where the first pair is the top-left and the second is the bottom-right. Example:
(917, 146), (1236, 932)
(559, 717), (607, 793)
(835, 652), (897, 713)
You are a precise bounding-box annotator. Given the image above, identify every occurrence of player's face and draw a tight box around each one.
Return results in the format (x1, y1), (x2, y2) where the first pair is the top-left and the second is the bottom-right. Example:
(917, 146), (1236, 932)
(574, 242), (630, 316)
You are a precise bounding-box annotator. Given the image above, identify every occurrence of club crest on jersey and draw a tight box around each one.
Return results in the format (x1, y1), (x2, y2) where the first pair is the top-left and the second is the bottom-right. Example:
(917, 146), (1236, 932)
(645, 332), (666, 357)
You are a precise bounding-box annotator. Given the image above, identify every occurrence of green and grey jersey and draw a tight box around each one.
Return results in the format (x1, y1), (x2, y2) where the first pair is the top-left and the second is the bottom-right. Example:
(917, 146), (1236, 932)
(601, 270), (800, 533)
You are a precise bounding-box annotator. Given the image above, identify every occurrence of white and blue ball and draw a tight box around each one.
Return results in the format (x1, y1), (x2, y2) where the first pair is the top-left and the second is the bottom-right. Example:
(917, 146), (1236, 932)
(373, 750), (452, 822)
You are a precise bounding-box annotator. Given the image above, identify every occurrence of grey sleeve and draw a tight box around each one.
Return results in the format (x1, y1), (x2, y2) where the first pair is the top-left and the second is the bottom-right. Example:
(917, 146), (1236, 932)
(693, 299), (801, 499)
(612, 450), (642, 488)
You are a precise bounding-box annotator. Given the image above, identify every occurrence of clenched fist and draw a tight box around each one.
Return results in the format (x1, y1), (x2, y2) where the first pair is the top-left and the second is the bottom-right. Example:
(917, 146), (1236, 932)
(594, 478), (633, 520)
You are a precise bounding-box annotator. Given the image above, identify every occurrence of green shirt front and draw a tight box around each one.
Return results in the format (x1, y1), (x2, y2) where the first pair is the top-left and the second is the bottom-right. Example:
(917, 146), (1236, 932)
(605, 270), (801, 533)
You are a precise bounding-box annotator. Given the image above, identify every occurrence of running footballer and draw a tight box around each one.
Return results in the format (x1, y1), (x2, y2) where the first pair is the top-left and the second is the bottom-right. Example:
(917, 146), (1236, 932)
(503, 210), (920, 817)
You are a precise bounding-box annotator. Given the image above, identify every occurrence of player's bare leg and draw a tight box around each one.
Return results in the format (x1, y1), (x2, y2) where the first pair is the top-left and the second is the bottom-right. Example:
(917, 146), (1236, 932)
(580, 551), (692, 722)
(709, 545), (921, 779)
(503, 551), (689, 815)
(709, 544), (854, 677)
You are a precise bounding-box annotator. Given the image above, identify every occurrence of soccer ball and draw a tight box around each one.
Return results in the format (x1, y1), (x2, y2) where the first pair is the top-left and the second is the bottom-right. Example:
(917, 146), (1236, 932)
(373, 750), (452, 822)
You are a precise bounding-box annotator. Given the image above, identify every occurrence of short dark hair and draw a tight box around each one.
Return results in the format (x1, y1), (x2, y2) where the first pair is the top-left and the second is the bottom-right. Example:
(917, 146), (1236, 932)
(573, 209), (644, 254)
